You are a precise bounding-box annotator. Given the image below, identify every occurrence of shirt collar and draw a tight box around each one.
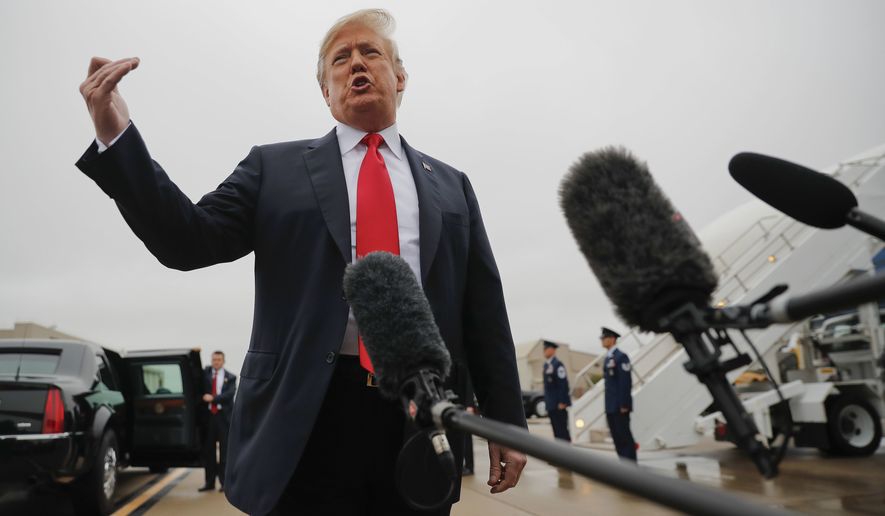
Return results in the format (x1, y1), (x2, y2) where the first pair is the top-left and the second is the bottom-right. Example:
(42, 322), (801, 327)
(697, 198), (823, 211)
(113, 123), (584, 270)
(336, 122), (403, 160)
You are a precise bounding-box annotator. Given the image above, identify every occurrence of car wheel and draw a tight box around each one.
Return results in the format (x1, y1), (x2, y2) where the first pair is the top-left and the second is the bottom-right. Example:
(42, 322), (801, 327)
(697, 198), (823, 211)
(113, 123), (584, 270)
(826, 396), (882, 456)
(72, 430), (118, 516)
(533, 398), (547, 418)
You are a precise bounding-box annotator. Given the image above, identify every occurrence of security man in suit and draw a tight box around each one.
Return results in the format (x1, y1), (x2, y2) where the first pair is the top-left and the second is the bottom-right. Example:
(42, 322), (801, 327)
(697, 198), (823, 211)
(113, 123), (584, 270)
(542, 341), (571, 442)
(601, 327), (637, 461)
(76, 8), (527, 514)
(199, 350), (237, 492)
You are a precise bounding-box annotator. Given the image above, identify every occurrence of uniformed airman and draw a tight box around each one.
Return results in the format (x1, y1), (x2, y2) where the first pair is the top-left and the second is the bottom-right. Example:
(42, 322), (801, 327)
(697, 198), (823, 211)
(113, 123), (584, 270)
(542, 341), (571, 442)
(601, 327), (637, 461)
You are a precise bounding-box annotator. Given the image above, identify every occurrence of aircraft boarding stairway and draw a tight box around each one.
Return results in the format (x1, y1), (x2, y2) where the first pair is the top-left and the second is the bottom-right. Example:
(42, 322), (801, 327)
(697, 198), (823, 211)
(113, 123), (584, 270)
(568, 144), (885, 450)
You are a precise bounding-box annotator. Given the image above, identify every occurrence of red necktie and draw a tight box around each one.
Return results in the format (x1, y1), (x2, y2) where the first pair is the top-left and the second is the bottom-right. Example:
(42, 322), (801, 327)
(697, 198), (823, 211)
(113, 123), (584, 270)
(356, 133), (400, 373)
(210, 371), (218, 414)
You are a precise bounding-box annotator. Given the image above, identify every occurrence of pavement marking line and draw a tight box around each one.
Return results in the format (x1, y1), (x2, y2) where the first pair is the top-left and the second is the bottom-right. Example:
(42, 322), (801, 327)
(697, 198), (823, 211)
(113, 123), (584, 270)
(128, 469), (191, 516)
(111, 468), (189, 516)
(111, 472), (168, 510)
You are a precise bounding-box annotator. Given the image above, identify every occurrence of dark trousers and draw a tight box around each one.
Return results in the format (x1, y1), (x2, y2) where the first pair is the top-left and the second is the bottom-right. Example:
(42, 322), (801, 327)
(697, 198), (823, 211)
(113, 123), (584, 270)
(549, 409), (571, 442)
(269, 356), (452, 516)
(204, 412), (229, 487)
(606, 412), (637, 461)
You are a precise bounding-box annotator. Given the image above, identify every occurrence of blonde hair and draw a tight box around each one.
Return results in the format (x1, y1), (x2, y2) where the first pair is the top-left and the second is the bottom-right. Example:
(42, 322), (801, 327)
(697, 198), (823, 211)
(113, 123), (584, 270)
(316, 9), (408, 105)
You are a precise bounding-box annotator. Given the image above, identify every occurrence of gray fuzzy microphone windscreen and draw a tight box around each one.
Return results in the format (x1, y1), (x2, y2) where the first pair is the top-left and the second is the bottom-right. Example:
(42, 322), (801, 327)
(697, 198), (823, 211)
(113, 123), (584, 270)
(559, 146), (718, 332)
(343, 251), (452, 399)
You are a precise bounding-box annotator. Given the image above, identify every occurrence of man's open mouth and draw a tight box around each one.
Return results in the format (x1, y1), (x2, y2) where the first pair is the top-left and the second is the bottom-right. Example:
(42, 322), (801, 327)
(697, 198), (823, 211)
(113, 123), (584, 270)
(351, 76), (371, 91)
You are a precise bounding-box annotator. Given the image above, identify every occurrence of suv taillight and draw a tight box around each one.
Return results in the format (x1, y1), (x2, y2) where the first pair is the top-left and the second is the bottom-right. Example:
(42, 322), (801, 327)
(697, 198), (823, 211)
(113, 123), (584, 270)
(42, 387), (64, 434)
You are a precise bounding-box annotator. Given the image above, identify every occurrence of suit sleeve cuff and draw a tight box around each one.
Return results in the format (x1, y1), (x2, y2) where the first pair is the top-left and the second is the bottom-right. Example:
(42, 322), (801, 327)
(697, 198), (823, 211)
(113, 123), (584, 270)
(96, 122), (132, 153)
(74, 121), (149, 199)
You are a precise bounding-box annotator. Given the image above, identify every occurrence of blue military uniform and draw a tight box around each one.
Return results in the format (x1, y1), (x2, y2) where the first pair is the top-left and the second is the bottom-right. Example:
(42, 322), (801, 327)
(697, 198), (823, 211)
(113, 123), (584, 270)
(543, 344), (572, 442)
(602, 328), (637, 461)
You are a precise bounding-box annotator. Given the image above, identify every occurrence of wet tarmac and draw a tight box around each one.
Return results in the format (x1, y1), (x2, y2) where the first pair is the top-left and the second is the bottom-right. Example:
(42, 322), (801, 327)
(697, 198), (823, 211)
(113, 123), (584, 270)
(456, 421), (885, 515)
(2, 419), (883, 515)
(0, 467), (190, 515)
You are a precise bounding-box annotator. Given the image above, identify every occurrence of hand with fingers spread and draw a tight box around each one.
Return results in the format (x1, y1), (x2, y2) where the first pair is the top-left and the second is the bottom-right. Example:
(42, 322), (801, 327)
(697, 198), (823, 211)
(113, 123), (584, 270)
(78, 56), (140, 146)
(486, 442), (526, 494)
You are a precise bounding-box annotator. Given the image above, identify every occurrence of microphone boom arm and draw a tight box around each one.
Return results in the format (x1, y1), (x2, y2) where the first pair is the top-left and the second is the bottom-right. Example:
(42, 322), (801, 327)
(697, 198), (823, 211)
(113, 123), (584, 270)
(428, 403), (791, 516)
(706, 273), (885, 328)
(847, 207), (885, 241)
(396, 357), (790, 514)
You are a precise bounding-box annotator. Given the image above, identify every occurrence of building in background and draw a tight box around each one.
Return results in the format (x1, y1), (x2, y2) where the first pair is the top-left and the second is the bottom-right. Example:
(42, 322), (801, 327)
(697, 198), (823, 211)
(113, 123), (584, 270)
(0, 322), (83, 341)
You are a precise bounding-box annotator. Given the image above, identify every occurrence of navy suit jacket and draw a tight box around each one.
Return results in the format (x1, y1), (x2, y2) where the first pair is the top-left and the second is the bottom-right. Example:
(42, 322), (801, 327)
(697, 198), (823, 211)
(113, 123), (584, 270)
(76, 124), (526, 515)
(203, 367), (237, 424)
(603, 348), (633, 414)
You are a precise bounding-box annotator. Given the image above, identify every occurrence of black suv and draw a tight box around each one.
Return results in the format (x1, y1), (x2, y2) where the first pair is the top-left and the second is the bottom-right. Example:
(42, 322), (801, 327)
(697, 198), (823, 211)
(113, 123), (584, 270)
(0, 339), (206, 515)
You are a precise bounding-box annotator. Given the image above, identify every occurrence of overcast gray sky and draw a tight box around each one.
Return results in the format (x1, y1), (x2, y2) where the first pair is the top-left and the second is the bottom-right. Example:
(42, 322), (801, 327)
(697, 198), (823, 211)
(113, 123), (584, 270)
(2, 1), (884, 373)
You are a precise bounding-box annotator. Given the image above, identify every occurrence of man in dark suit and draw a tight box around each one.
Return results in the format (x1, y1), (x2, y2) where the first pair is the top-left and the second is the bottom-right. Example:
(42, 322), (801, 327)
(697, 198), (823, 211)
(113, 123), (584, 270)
(541, 341), (571, 442)
(76, 8), (526, 515)
(199, 350), (236, 493)
(601, 327), (637, 461)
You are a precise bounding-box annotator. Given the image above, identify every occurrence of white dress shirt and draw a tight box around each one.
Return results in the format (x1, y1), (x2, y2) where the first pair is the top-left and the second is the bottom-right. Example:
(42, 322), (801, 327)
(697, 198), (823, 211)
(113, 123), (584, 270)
(209, 367), (225, 411)
(95, 123), (130, 153)
(336, 122), (421, 355)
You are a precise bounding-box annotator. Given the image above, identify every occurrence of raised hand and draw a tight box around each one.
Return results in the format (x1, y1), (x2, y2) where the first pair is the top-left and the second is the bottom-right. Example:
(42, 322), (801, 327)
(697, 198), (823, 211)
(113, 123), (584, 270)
(79, 56), (140, 145)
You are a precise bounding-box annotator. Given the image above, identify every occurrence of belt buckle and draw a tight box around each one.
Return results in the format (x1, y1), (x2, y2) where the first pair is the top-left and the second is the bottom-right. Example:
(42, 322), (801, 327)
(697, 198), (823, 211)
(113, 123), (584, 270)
(366, 372), (378, 388)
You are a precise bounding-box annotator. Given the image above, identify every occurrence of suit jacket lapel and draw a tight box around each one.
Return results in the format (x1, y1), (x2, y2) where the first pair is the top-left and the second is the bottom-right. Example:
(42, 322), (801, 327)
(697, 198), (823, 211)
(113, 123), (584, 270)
(401, 137), (441, 285)
(304, 129), (351, 265)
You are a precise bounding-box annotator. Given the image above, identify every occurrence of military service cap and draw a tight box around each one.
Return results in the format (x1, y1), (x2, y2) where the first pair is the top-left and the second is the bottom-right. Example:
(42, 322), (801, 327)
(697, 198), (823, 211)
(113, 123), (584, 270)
(599, 327), (621, 339)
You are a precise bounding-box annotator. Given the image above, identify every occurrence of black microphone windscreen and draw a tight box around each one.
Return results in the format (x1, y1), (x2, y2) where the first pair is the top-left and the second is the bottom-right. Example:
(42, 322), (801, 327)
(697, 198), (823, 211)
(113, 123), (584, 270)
(343, 251), (452, 399)
(728, 152), (857, 229)
(559, 146), (718, 331)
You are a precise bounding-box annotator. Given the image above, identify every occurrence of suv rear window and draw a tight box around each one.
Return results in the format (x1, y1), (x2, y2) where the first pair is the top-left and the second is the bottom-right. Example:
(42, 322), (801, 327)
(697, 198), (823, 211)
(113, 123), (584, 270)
(0, 351), (61, 376)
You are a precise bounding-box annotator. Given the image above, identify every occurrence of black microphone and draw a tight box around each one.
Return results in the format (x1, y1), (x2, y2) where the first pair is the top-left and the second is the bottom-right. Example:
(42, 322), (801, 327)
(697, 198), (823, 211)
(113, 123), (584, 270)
(560, 146), (777, 478)
(342, 251), (457, 508)
(729, 152), (885, 240)
(559, 146), (718, 332)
